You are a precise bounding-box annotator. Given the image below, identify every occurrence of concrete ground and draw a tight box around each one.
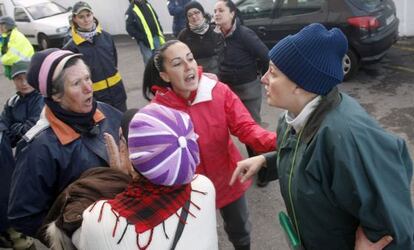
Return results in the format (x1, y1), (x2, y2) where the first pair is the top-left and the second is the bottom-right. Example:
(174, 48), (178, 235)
(0, 35), (413, 250)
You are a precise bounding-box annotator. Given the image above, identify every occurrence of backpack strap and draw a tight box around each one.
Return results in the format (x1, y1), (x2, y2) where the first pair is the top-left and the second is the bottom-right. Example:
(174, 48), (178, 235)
(170, 200), (190, 250)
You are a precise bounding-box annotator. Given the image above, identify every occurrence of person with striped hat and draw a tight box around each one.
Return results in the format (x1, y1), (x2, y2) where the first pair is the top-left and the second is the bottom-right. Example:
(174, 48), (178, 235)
(74, 103), (218, 250)
(8, 48), (122, 238)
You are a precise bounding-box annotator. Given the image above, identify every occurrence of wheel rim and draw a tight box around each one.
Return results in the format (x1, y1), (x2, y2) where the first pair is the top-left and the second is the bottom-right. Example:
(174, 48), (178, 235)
(40, 37), (48, 49)
(343, 54), (351, 75)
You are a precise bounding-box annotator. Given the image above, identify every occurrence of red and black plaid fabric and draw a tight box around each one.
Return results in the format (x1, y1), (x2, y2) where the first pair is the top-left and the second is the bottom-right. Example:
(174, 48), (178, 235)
(108, 177), (191, 233)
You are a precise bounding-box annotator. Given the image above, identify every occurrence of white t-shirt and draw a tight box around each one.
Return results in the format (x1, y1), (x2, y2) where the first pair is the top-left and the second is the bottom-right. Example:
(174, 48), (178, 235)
(72, 174), (218, 250)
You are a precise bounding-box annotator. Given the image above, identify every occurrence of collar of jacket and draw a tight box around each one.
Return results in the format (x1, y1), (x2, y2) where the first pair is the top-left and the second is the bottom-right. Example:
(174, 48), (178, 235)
(154, 73), (217, 107)
(45, 105), (105, 145)
(302, 87), (341, 143)
(71, 20), (102, 45)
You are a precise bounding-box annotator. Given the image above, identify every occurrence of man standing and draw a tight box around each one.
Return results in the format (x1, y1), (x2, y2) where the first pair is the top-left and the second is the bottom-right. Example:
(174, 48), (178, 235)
(167, 0), (190, 37)
(125, 0), (165, 64)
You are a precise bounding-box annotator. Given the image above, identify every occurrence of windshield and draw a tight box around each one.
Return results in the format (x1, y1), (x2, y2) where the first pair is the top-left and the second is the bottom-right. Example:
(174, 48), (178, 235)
(26, 2), (67, 20)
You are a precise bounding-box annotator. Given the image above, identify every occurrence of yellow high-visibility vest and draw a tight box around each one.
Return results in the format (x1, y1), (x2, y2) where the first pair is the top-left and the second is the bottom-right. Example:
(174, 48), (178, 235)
(1, 28), (34, 66)
(132, 3), (165, 50)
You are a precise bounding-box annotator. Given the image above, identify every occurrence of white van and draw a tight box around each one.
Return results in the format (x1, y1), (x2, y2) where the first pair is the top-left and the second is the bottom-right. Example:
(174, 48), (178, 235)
(1, 0), (71, 49)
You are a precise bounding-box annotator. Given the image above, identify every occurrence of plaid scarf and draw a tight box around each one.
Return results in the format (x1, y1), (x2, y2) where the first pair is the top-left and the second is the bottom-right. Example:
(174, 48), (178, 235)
(107, 177), (191, 233)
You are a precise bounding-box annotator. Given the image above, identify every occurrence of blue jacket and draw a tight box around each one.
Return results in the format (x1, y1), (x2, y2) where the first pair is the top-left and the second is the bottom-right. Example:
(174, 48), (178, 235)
(8, 102), (122, 236)
(64, 27), (127, 112)
(0, 90), (44, 148)
(168, 0), (190, 36)
(0, 133), (14, 232)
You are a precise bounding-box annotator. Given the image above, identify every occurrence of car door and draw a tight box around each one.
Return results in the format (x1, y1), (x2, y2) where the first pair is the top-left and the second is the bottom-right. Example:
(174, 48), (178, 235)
(14, 7), (36, 44)
(236, 0), (278, 48)
(271, 0), (329, 42)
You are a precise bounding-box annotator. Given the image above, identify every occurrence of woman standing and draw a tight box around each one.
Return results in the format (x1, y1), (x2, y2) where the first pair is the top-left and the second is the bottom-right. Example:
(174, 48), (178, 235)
(64, 1), (127, 112)
(178, 1), (223, 74)
(8, 48), (122, 237)
(214, 0), (270, 186)
(231, 23), (414, 249)
(143, 40), (276, 250)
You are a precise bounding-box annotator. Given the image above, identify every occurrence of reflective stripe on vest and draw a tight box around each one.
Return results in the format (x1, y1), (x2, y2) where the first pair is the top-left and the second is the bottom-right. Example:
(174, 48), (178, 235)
(132, 3), (165, 50)
(92, 72), (122, 92)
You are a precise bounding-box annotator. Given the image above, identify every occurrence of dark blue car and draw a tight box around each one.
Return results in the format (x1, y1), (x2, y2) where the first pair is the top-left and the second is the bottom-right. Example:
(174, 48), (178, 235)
(236, 0), (399, 80)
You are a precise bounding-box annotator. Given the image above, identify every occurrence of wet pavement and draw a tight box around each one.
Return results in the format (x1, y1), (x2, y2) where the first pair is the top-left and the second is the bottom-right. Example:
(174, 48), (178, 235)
(0, 35), (413, 250)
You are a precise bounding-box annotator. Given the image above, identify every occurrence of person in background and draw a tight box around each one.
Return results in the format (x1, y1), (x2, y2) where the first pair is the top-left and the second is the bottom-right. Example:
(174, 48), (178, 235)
(0, 128), (36, 250)
(126, 0), (165, 65)
(72, 103), (218, 250)
(178, 1), (223, 74)
(0, 16), (34, 80)
(8, 48), (122, 238)
(0, 61), (44, 150)
(214, 0), (270, 187)
(167, 0), (191, 37)
(64, 1), (128, 112)
(143, 40), (276, 250)
(231, 23), (414, 249)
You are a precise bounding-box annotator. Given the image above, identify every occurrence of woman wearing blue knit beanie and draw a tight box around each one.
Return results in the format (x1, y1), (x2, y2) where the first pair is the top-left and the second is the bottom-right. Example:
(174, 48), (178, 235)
(231, 23), (414, 249)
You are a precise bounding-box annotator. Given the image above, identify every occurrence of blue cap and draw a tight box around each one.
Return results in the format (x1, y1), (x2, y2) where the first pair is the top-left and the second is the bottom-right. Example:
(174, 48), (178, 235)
(269, 23), (348, 95)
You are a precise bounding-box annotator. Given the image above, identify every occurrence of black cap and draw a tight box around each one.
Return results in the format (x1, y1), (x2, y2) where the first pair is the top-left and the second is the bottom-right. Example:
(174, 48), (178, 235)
(72, 1), (92, 15)
(11, 61), (30, 79)
(0, 16), (16, 30)
(184, 1), (205, 18)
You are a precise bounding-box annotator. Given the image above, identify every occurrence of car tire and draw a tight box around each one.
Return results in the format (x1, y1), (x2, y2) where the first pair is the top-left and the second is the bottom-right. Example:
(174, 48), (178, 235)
(38, 34), (50, 50)
(343, 49), (359, 81)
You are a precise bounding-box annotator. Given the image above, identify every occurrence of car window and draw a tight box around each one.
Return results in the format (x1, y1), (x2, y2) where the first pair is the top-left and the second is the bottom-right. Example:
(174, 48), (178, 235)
(237, 0), (275, 19)
(14, 8), (30, 22)
(279, 0), (323, 17)
(0, 4), (5, 16)
(347, 0), (381, 10)
(26, 2), (67, 20)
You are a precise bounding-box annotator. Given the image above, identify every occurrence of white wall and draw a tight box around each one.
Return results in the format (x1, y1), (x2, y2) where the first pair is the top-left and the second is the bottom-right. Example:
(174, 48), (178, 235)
(394, 0), (414, 37)
(56, 0), (414, 37)
(54, 0), (215, 35)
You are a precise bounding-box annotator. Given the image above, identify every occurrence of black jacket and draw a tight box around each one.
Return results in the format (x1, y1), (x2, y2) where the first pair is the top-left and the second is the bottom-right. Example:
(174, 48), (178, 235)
(125, 2), (163, 48)
(218, 21), (269, 86)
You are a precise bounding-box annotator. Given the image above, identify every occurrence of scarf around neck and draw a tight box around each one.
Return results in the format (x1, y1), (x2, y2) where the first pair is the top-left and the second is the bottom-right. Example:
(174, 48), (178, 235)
(45, 98), (98, 136)
(76, 23), (97, 43)
(189, 18), (209, 35)
(108, 177), (192, 233)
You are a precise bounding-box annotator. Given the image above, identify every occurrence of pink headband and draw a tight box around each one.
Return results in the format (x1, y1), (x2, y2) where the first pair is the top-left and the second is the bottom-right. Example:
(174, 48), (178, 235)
(38, 50), (73, 97)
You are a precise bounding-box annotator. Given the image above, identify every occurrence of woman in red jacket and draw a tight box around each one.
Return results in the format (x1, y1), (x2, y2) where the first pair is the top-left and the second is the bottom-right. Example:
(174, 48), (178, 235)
(142, 40), (276, 250)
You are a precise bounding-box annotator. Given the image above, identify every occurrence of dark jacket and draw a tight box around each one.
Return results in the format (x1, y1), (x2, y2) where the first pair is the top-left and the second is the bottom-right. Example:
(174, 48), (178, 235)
(0, 133), (14, 232)
(8, 102), (122, 237)
(264, 88), (414, 249)
(0, 90), (44, 148)
(218, 21), (269, 86)
(63, 27), (127, 112)
(178, 24), (223, 74)
(125, 1), (163, 48)
(167, 0), (190, 36)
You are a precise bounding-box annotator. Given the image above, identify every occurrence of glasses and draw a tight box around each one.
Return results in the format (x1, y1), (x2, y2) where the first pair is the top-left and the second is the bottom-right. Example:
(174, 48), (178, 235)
(187, 10), (201, 18)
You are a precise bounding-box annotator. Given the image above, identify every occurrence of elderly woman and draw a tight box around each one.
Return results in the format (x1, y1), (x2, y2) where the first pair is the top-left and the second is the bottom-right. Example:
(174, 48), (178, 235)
(70, 103), (218, 250)
(178, 1), (223, 74)
(231, 23), (414, 249)
(63, 1), (127, 112)
(8, 48), (122, 238)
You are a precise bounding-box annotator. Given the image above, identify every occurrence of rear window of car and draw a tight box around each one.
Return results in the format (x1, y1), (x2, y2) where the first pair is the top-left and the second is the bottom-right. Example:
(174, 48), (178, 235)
(348, 0), (382, 10)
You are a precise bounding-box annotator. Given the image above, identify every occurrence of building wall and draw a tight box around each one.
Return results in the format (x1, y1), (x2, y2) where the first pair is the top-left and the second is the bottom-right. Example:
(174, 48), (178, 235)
(57, 0), (414, 37)
(395, 0), (414, 36)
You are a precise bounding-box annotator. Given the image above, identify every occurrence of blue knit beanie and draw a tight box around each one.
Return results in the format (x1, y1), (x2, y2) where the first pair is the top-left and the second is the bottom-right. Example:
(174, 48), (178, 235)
(268, 23), (348, 95)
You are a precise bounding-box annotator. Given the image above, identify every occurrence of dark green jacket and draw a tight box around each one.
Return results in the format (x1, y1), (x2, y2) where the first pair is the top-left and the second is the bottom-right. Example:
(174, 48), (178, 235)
(264, 88), (414, 249)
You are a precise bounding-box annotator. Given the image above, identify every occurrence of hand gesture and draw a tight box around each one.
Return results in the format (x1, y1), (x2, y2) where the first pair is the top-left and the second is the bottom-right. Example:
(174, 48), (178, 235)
(229, 155), (266, 185)
(104, 129), (132, 176)
(355, 226), (393, 250)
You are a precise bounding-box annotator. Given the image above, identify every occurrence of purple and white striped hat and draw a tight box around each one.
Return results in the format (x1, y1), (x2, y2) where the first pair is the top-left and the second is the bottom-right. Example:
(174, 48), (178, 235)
(128, 103), (200, 186)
